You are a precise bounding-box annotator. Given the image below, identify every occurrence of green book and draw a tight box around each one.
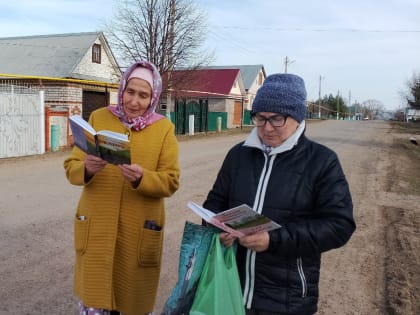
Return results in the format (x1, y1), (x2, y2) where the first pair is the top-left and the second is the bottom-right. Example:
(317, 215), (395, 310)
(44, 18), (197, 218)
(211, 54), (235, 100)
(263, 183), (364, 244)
(69, 115), (131, 165)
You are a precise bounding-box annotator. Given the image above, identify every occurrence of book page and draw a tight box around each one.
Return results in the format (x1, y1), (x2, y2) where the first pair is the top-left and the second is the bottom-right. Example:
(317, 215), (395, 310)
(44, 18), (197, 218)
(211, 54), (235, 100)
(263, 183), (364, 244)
(69, 115), (98, 155)
(187, 201), (281, 237)
(97, 130), (129, 141)
(213, 204), (267, 227)
(69, 115), (130, 164)
(213, 205), (281, 235)
(187, 201), (215, 222)
(96, 134), (131, 165)
(69, 115), (96, 135)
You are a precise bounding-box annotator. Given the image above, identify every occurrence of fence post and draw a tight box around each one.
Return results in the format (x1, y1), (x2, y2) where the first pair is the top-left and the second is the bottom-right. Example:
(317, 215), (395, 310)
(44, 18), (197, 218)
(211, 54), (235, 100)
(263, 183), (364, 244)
(217, 116), (222, 133)
(189, 114), (195, 136)
(39, 91), (45, 154)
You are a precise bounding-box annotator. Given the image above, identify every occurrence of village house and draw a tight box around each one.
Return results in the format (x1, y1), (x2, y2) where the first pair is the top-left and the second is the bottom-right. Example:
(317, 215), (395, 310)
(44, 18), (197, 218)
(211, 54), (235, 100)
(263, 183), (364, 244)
(164, 65), (266, 133)
(0, 32), (121, 156)
(0, 30), (267, 158)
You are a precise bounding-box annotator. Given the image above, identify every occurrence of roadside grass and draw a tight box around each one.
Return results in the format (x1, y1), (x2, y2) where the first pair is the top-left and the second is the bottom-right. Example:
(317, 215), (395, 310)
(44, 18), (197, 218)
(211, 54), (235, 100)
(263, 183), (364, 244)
(389, 122), (420, 195)
(392, 120), (420, 134)
(385, 121), (420, 315)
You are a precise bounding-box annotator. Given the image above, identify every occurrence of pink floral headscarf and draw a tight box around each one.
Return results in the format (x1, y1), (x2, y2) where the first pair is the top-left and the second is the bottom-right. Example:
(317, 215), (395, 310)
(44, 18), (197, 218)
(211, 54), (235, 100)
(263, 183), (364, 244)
(108, 60), (165, 131)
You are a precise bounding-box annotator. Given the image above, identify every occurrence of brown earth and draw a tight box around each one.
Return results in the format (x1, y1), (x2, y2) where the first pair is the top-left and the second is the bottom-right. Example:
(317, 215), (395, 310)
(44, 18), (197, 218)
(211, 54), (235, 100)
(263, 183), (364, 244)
(0, 120), (419, 315)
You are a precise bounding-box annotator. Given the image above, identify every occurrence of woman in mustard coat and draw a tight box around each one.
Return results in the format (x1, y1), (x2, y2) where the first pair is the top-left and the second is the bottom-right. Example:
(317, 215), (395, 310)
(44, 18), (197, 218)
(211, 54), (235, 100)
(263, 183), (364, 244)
(64, 61), (180, 315)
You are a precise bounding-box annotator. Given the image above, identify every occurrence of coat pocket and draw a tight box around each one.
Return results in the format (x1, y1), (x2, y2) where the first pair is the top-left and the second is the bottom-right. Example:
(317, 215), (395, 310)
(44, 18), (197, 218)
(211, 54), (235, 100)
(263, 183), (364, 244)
(137, 227), (163, 267)
(74, 215), (90, 255)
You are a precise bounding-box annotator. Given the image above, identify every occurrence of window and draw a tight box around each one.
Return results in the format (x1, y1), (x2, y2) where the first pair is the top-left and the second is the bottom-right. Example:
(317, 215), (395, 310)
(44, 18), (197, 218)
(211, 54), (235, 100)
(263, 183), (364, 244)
(92, 44), (101, 64)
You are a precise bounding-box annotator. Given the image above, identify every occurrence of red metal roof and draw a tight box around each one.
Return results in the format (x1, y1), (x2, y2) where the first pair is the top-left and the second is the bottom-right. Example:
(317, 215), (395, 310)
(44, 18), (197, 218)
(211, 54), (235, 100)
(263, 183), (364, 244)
(167, 68), (240, 98)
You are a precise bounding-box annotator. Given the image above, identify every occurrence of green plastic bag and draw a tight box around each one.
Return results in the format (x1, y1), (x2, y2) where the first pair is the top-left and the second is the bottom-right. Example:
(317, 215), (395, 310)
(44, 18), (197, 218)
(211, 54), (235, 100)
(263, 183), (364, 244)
(161, 221), (216, 315)
(190, 234), (245, 315)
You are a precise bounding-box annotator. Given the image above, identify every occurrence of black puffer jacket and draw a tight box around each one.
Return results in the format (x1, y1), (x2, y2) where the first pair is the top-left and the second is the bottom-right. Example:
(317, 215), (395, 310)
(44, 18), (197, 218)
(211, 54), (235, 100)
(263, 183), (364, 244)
(203, 128), (355, 315)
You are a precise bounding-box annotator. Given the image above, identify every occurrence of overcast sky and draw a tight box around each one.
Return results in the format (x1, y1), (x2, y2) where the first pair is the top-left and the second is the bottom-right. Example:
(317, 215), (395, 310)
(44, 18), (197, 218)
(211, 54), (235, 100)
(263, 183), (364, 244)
(1, 0), (419, 110)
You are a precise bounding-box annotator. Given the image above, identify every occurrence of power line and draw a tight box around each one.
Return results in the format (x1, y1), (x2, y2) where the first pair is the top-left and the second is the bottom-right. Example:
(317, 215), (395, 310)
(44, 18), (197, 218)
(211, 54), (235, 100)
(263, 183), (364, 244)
(207, 30), (257, 55)
(214, 25), (420, 33)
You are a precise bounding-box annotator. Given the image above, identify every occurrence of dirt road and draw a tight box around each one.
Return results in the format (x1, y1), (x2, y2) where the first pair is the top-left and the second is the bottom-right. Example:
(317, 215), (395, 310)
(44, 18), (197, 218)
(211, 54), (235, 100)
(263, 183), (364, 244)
(1, 120), (419, 315)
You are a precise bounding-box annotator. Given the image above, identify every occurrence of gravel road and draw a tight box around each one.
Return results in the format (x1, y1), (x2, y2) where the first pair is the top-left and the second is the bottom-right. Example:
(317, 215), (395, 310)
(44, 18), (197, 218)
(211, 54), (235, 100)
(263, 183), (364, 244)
(1, 120), (419, 315)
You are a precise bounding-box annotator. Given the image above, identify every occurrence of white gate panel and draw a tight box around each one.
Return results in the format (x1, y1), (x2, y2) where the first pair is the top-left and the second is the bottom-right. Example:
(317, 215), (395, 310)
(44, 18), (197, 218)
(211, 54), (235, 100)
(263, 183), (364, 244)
(0, 90), (45, 158)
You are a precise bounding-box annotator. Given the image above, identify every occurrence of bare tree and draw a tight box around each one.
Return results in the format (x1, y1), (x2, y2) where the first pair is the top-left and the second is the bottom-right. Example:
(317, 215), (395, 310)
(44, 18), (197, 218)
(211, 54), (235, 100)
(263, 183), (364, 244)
(103, 0), (213, 74)
(405, 72), (420, 110)
(361, 99), (385, 119)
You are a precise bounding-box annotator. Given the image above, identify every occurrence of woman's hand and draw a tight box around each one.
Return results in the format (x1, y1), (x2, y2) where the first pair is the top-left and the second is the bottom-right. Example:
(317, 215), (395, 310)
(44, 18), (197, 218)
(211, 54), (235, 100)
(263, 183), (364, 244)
(219, 232), (237, 248)
(118, 163), (144, 186)
(238, 231), (270, 252)
(84, 154), (107, 177)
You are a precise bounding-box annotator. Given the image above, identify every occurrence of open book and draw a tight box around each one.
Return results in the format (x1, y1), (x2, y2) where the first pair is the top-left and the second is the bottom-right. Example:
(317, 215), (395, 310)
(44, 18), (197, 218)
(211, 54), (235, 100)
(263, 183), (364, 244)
(187, 201), (281, 238)
(69, 115), (131, 165)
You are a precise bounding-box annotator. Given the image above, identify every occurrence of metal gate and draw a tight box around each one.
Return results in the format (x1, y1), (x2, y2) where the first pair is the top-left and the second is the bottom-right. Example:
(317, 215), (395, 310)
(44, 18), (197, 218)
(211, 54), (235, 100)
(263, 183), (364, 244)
(174, 99), (208, 134)
(0, 85), (45, 158)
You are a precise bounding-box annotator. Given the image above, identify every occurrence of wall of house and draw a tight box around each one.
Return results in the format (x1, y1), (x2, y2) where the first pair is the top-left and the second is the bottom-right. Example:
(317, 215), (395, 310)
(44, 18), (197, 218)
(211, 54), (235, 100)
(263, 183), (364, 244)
(42, 84), (81, 149)
(44, 84), (82, 109)
(109, 91), (118, 106)
(45, 83), (119, 146)
(225, 98), (236, 128)
(207, 98), (236, 128)
(230, 78), (242, 96)
(46, 107), (69, 152)
(208, 98), (226, 112)
(246, 69), (265, 110)
(42, 82), (118, 114)
(17, 81), (117, 144)
(72, 38), (119, 82)
(37, 83), (83, 126)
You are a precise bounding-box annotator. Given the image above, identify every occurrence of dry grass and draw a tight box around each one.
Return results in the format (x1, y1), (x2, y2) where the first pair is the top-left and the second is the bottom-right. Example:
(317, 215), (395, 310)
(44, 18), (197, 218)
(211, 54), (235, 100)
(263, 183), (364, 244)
(389, 121), (420, 195)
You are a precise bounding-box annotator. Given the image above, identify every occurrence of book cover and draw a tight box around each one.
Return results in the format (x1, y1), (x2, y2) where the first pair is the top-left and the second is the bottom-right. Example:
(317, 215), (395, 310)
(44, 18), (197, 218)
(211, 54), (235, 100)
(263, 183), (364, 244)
(187, 201), (281, 237)
(69, 115), (131, 165)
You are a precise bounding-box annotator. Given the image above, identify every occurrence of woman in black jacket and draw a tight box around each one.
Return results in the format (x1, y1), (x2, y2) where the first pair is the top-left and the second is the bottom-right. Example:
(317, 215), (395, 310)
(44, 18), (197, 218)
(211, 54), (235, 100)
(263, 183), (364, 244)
(203, 73), (356, 315)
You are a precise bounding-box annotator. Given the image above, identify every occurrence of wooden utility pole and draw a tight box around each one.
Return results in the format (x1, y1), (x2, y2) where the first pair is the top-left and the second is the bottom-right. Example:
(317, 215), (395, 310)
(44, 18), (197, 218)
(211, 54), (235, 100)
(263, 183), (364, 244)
(166, 0), (175, 119)
(336, 90), (340, 120)
(318, 76), (324, 119)
(284, 56), (295, 73)
(348, 90), (352, 120)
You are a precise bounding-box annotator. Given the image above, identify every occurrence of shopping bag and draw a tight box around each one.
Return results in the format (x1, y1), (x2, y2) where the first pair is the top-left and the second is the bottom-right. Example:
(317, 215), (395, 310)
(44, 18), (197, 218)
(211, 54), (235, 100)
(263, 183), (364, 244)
(190, 234), (245, 315)
(161, 221), (216, 315)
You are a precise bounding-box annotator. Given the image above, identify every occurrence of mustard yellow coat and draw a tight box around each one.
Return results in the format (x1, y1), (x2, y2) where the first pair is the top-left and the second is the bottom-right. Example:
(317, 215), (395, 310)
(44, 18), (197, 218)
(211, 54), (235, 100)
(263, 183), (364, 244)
(64, 108), (180, 315)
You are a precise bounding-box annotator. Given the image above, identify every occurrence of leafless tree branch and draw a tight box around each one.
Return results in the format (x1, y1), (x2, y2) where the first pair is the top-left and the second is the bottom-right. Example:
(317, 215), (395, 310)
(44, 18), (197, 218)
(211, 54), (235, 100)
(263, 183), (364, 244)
(103, 0), (213, 76)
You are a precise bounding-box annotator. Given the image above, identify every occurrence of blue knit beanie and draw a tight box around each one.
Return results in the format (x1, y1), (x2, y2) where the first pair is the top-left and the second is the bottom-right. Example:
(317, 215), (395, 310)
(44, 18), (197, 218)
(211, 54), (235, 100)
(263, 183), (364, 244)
(251, 73), (307, 123)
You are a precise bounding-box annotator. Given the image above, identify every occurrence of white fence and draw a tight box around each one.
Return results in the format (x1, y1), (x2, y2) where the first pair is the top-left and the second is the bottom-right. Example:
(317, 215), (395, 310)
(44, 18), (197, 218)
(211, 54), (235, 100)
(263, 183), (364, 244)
(407, 108), (420, 121)
(0, 85), (45, 158)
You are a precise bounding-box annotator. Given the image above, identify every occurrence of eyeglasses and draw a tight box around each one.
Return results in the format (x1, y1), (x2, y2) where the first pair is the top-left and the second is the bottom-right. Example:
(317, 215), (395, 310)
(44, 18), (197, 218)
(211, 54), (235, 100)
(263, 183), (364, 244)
(251, 114), (288, 127)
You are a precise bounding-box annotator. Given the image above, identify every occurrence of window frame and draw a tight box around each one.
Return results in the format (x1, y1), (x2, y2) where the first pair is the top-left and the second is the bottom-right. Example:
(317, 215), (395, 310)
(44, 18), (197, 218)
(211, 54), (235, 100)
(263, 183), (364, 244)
(92, 43), (101, 64)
